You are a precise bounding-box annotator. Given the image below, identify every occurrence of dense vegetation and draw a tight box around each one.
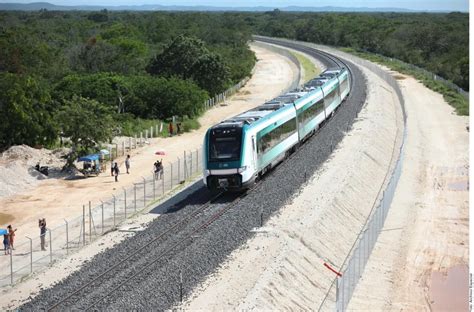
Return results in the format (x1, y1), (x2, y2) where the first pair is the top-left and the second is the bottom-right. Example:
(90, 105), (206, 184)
(247, 11), (468, 91)
(0, 11), (256, 154)
(0, 10), (468, 154)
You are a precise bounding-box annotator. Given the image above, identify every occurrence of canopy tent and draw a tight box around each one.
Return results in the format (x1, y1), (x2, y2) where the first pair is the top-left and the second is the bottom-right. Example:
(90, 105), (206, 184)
(99, 149), (110, 155)
(78, 154), (100, 162)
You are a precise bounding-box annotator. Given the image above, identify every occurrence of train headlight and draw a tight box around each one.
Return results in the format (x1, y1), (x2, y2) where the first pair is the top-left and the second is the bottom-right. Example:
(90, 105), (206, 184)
(238, 166), (248, 173)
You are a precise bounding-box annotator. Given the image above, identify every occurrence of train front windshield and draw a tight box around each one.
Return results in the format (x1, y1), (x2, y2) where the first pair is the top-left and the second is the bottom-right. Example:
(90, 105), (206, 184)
(209, 127), (242, 162)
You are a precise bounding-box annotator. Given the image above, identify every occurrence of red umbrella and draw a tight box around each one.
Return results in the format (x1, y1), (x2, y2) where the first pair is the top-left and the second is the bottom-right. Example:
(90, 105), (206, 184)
(155, 150), (166, 155)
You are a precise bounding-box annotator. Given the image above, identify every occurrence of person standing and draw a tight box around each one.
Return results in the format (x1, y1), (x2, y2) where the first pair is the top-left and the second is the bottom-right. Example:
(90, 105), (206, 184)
(125, 155), (131, 174)
(7, 225), (16, 250)
(177, 122), (182, 135)
(39, 219), (47, 251)
(3, 234), (10, 255)
(113, 162), (120, 182)
(169, 122), (174, 136)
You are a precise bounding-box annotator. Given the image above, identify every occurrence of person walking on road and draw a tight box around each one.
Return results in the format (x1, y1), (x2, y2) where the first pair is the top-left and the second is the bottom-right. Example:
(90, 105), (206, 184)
(39, 218), (47, 251)
(7, 225), (16, 250)
(125, 155), (131, 174)
(113, 162), (120, 182)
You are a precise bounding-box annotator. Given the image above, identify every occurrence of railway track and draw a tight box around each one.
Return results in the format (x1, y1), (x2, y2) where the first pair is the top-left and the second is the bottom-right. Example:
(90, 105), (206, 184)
(45, 190), (252, 311)
(21, 38), (366, 311)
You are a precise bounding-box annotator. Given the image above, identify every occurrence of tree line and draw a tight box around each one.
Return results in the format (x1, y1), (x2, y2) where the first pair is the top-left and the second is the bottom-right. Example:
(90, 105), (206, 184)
(0, 10), (468, 156)
(245, 11), (468, 91)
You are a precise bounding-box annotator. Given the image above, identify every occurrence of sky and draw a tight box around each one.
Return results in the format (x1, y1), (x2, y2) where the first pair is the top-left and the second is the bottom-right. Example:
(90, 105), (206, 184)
(0, 0), (469, 11)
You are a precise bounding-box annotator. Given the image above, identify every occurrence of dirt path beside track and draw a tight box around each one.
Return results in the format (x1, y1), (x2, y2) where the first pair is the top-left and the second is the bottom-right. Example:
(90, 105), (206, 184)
(348, 74), (469, 311)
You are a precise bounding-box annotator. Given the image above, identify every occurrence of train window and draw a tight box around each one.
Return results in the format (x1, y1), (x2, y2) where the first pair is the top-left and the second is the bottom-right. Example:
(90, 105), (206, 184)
(340, 77), (349, 93)
(209, 127), (242, 162)
(325, 88), (337, 106)
(301, 98), (324, 125)
(257, 117), (297, 154)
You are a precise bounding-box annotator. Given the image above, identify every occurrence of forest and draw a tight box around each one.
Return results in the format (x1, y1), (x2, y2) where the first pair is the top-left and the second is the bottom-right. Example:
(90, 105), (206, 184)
(0, 10), (468, 154)
(248, 11), (468, 91)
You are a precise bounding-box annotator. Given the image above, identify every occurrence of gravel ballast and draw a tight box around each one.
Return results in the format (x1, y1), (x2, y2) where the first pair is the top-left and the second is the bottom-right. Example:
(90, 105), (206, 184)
(20, 40), (367, 311)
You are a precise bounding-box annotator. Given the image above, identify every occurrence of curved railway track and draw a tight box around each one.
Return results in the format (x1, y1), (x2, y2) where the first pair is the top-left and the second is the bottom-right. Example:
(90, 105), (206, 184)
(20, 38), (366, 312)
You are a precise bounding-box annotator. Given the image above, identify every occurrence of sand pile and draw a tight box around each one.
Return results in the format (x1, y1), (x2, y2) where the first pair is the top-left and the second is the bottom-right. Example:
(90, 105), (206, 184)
(0, 145), (68, 198)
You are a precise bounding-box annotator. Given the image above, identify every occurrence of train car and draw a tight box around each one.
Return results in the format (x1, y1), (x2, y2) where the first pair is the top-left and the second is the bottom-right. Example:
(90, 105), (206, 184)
(203, 101), (298, 191)
(203, 67), (351, 192)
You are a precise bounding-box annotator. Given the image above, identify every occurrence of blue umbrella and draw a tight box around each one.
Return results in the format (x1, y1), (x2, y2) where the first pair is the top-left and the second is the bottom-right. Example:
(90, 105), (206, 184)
(0, 229), (7, 235)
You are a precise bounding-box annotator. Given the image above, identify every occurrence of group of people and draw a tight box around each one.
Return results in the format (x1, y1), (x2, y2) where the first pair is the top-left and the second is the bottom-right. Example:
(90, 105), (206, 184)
(168, 122), (182, 136)
(111, 155), (131, 182)
(154, 159), (164, 180)
(3, 220), (48, 255)
(2, 225), (17, 255)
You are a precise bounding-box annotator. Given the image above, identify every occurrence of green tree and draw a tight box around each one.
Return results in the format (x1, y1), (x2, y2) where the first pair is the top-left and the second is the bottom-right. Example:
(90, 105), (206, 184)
(0, 73), (57, 150)
(147, 35), (230, 95)
(56, 96), (115, 168)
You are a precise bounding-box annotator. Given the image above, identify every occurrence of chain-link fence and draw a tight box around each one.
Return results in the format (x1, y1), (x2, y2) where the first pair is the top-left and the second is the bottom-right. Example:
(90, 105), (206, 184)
(0, 147), (203, 287)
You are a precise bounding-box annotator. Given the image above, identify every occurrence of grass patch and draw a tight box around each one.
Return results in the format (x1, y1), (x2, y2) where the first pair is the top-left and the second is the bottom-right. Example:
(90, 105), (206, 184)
(290, 51), (321, 83)
(115, 114), (201, 138)
(341, 47), (469, 116)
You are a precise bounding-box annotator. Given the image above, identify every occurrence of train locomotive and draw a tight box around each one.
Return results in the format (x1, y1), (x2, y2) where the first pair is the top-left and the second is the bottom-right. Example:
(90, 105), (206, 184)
(203, 67), (350, 192)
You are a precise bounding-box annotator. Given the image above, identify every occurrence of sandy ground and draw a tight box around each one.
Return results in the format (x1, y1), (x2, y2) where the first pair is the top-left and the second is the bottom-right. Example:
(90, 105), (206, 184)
(348, 74), (469, 311)
(177, 56), (404, 310)
(0, 43), (301, 307)
(0, 43), (298, 247)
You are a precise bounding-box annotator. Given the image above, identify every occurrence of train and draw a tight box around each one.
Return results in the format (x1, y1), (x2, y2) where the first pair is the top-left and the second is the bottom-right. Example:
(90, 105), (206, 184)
(202, 66), (351, 192)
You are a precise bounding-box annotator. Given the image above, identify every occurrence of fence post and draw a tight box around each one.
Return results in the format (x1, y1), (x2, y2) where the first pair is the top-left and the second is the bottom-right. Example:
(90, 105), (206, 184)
(142, 177), (146, 208)
(134, 184), (137, 212)
(115, 143), (118, 159)
(112, 195), (116, 228)
(48, 228), (52, 263)
(162, 170), (165, 194)
(26, 236), (32, 273)
(122, 142), (125, 156)
(100, 200), (104, 234)
(153, 174), (156, 200)
(151, 126), (153, 138)
(88, 202), (92, 242)
(190, 150), (193, 175)
(196, 148), (199, 172)
(82, 205), (86, 246)
(123, 187), (127, 219)
(64, 219), (69, 255)
(10, 248), (13, 285)
(129, 137), (132, 152)
(184, 151), (187, 179)
(178, 157), (181, 182)
(170, 163), (173, 188)
(134, 135), (137, 149)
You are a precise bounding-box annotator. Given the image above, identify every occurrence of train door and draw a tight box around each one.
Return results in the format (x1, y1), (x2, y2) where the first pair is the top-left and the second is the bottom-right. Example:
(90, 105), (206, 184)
(251, 135), (257, 171)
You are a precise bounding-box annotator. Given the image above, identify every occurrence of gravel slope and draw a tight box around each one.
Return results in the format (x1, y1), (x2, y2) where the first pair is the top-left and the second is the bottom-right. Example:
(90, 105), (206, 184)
(19, 42), (366, 311)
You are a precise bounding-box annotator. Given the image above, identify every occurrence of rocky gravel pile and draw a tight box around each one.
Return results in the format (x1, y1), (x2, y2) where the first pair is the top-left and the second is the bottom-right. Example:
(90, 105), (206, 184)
(20, 46), (366, 311)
